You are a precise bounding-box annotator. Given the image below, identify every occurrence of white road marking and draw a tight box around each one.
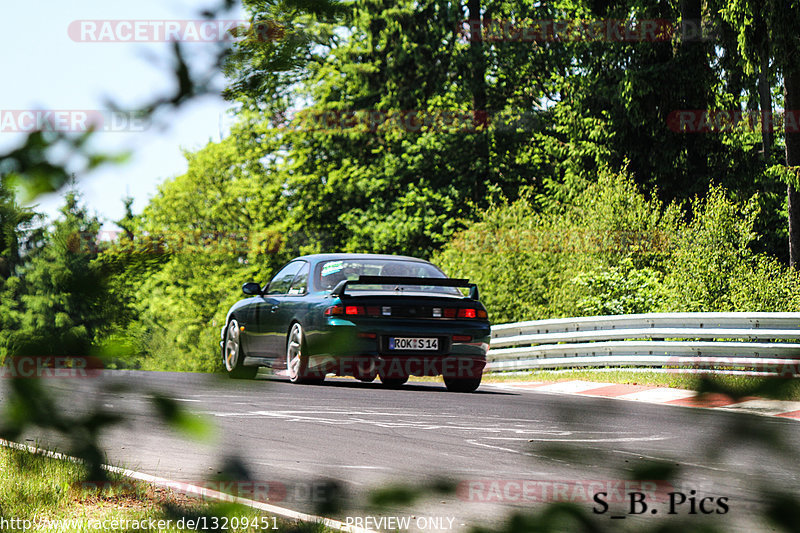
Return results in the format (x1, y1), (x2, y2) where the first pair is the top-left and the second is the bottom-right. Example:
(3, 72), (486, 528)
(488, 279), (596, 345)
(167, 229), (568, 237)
(202, 409), (572, 435)
(479, 435), (666, 442)
(612, 449), (733, 474)
(616, 388), (696, 402)
(718, 399), (800, 416)
(464, 439), (564, 462)
(527, 381), (609, 393)
(335, 465), (390, 470)
(522, 435), (669, 443)
(210, 410), (460, 418)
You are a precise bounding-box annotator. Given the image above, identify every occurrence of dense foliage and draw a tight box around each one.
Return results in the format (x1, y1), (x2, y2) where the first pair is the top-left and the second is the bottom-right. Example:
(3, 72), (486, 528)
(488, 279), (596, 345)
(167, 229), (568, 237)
(436, 173), (800, 323)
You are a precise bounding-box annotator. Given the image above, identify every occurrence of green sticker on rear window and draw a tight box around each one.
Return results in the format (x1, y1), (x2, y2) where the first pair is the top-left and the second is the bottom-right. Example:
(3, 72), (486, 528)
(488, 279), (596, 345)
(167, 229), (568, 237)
(321, 261), (344, 276)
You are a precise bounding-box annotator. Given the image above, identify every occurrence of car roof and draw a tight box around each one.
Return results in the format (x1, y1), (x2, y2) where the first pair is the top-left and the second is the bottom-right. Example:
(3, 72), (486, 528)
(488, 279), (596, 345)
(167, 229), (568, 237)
(294, 253), (432, 264)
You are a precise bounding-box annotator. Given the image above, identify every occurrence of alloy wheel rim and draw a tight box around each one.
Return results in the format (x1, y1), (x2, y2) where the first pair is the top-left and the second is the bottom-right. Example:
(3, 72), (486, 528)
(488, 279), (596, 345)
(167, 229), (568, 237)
(225, 321), (240, 371)
(287, 324), (302, 380)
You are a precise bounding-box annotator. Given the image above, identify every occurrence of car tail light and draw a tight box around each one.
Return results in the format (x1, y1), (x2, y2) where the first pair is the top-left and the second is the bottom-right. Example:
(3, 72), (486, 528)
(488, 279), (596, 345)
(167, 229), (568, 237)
(358, 332), (377, 339)
(452, 335), (472, 342)
(324, 305), (344, 316)
(367, 306), (381, 316)
(447, 308), (488, 319)
(345, 305), (365, 316)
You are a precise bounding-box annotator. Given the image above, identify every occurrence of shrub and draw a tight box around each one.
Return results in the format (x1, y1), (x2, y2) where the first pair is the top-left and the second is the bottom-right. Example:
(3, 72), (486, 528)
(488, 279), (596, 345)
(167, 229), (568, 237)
(660, 187), (800, 312)
(434, 171), (678, 322)
(436, 173), (800, 324)
(573, 258), (665, 316)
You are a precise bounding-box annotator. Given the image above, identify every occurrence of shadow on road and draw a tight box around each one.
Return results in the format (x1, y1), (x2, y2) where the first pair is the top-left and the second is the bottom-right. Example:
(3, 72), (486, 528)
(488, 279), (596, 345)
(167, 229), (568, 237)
(257, 375), (513, 395)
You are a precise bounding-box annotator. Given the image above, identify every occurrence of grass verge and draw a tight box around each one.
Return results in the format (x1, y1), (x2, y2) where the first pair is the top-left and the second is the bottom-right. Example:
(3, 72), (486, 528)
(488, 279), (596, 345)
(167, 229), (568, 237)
(0, 446), (329, 532)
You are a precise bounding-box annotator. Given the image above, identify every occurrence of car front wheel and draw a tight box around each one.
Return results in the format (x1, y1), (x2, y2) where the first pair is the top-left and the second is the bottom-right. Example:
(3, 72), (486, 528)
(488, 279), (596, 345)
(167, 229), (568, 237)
(224, 320), (258, 379)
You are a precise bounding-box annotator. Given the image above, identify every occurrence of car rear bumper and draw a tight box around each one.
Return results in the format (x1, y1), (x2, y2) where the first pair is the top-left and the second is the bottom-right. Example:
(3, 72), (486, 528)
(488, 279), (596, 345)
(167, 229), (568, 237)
(306, 320), (489, 378)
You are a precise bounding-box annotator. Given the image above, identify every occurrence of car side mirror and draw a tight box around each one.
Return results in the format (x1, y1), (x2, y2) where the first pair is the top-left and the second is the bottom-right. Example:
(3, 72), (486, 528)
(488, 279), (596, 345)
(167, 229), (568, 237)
(242, 282), (262, 296)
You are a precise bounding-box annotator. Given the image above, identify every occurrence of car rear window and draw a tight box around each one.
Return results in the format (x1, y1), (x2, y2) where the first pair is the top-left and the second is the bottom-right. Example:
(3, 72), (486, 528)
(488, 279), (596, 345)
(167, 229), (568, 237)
(316, 259), (458, 294)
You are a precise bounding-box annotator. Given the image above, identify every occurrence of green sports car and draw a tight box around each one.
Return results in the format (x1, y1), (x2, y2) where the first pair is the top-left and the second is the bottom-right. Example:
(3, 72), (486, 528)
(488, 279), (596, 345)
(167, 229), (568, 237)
(220, 253), (490, 392)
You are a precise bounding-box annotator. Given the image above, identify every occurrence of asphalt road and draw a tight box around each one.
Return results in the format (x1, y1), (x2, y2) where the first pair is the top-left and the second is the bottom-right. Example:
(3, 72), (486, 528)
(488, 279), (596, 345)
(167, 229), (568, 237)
(3, 370), (800, 532)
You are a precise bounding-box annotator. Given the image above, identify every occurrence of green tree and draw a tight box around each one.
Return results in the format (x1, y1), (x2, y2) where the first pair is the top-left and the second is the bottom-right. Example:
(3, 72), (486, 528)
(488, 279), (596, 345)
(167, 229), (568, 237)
(105, 123), (293, 371)
(0, 180), (41, 356)
(721, 0), (800, 267)
(222, 0), (345, 111)
(5, 192), (105, 357)
(0, 180), (39, 280)
(222, 0), (578, 256)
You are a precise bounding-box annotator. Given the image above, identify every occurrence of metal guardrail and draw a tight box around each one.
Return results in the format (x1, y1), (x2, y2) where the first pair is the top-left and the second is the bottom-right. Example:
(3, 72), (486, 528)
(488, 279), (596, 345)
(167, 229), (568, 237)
(485, 313), (800, 373)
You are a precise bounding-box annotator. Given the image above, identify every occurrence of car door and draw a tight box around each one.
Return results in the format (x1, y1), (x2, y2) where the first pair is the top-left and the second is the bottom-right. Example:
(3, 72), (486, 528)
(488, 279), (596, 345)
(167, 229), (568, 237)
(264, 261), (310, 357)
(247, 261), (304, 360)
(268, 262), (311, 363)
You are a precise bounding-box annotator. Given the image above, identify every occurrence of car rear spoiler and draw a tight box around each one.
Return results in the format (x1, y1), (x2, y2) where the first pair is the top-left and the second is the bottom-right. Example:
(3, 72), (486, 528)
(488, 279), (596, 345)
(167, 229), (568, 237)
(330, 275), (480, 301)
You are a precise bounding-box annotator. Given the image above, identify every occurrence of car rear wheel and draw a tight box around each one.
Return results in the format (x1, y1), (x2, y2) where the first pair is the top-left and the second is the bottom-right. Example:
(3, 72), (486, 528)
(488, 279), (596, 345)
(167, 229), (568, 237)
(443, 375), (482, 393)
(224, 320), (258, 379)
(353, 358), (378, 382)
(287, 323), (324, 385)
(380, 376), (409, 388)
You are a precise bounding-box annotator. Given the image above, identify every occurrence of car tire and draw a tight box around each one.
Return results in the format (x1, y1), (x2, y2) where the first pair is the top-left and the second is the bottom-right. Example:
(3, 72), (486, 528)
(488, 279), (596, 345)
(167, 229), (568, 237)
(287, 323), (324, 385)
(443, 375), (482, 393)
(353, 358), (378, 382)
(380, 376), (409, 388)
(223, 320), (258, 380)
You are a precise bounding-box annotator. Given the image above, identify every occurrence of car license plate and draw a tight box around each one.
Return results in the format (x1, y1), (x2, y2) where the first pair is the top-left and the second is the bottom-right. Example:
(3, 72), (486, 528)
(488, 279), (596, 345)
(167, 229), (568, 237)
(389, 337), (438, 351)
